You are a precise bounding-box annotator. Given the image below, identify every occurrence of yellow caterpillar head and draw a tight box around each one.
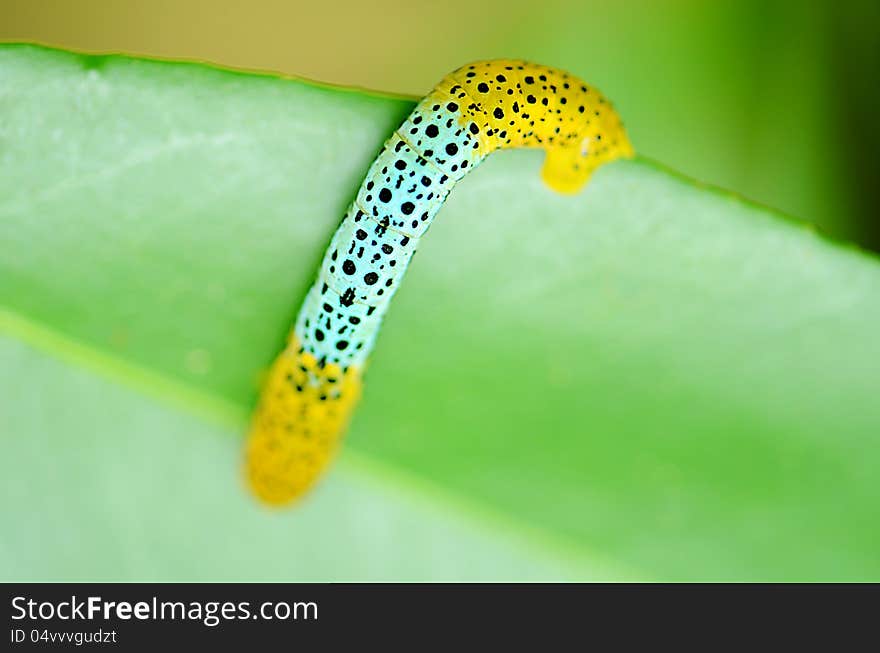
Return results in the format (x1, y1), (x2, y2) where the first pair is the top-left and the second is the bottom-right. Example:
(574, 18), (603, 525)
(541, 96), (634, 194)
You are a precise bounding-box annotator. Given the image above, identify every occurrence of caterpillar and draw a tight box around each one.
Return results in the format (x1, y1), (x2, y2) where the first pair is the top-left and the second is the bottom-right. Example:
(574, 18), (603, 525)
(245, 59), (634, 506)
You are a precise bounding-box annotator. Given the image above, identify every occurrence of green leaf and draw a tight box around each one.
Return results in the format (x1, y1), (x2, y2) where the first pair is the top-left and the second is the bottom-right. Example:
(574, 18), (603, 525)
(2, 44), (879, 581)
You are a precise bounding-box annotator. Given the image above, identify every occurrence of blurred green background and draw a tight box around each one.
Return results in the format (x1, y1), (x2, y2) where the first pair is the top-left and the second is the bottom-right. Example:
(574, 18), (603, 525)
(2, 0), (878, 249)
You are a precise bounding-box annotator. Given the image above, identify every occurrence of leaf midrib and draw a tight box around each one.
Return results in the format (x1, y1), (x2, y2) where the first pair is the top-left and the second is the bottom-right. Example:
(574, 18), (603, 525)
(0, 304), (650, 580)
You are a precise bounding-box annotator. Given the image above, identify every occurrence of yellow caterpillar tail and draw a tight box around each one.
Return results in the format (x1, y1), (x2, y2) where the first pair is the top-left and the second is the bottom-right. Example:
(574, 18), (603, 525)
(245, 337), (363, 506)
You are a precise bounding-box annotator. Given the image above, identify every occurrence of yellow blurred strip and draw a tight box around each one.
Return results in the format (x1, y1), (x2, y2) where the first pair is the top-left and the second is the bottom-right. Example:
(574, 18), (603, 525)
(0, 305), (247, 429)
